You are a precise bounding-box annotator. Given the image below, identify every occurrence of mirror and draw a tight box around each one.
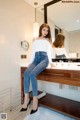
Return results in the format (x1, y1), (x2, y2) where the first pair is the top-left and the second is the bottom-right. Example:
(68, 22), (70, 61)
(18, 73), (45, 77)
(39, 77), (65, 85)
(44, 0), (80, 61)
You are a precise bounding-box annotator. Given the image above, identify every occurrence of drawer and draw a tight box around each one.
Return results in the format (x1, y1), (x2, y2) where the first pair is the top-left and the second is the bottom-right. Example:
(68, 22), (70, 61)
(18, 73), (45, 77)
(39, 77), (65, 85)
(21, 67), (80, 86)
(41, 72), (71, 79)
(71, 72), (80, 79)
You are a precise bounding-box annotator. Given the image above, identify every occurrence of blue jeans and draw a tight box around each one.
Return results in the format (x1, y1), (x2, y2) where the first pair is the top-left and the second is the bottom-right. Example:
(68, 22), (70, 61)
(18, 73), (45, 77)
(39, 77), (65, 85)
(24, 51), (49, 96)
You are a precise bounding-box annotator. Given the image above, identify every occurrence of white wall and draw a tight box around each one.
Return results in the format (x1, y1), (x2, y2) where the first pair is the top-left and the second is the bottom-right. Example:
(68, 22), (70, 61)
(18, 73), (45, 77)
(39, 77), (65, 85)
(0, 0), (34, 92)
(62, 29), (69, 54)
(38, 81), (80, 102)
(36, 10), (44, 26)
(69, 30), (80, 53)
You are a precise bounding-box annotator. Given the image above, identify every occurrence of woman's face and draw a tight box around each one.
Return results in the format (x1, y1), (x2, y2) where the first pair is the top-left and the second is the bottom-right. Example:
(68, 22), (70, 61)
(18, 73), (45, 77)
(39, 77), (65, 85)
(41, 27), (48, 37)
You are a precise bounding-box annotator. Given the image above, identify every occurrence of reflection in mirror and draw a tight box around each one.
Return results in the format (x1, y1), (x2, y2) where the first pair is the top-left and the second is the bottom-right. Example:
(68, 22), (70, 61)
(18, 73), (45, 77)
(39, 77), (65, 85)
(44, 0), (80, 61)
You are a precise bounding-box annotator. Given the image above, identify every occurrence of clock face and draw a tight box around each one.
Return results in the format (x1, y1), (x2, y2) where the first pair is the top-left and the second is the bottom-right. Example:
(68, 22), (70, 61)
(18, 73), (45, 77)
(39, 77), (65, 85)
(21, 41), (29, 51)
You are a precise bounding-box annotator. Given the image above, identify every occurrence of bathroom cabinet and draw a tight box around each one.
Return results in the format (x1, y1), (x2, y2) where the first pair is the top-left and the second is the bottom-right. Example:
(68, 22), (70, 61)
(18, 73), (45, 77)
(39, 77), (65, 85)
(21, 66), (80, 119)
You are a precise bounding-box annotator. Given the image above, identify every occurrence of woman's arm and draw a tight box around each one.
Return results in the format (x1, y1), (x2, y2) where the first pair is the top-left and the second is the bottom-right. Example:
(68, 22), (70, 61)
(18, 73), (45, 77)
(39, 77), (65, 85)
(28, 42), (35, 65)
(47, 43), (55, 68)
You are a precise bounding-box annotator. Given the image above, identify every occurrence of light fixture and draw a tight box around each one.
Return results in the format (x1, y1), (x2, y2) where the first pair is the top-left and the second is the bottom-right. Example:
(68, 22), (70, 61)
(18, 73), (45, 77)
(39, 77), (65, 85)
(33, 2), (39, 38)
(76, 19), (80, 23)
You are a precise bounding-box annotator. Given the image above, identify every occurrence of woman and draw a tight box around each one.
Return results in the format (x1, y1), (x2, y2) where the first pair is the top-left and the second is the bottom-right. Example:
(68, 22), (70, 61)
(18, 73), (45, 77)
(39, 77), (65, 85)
(20, 23), (52, 114)
(52, 33), (68, 59)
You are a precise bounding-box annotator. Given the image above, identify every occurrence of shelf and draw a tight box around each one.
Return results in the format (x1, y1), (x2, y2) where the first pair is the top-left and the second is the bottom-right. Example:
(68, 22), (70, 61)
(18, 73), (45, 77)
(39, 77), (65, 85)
(30, 91), (80, 119)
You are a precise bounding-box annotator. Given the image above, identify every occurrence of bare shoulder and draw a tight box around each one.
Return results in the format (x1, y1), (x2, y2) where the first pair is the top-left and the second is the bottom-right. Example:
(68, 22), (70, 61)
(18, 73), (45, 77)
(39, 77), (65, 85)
(52, 44), (55, 48)
(45, 38), (52, 44)
(33, 37), (40, 41)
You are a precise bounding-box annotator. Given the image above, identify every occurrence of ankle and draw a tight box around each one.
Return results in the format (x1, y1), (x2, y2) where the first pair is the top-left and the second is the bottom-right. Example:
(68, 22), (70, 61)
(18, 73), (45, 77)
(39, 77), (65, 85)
(23, 97), (29, 108)
(32, 98), (38, 110)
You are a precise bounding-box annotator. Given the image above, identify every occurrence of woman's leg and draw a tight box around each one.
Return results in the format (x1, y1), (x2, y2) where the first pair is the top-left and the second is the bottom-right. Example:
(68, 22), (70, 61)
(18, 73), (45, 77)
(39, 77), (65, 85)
(30, 59), (49, 110)
(23, 63), (37, 108)
(22, 93), (29, 108)
(24, 63), (37, 94)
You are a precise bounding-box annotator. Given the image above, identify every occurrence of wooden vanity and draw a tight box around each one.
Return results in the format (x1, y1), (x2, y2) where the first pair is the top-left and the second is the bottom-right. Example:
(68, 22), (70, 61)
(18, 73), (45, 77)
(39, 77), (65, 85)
(21, 66), (80, 119)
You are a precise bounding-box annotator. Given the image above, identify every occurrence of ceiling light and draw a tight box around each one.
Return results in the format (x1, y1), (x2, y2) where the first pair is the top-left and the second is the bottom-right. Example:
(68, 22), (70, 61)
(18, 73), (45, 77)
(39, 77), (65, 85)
(33, 2), (39, 38)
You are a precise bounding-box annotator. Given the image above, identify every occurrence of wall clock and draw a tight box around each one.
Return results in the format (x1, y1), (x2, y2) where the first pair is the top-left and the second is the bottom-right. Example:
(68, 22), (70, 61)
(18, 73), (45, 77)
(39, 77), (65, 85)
(21, 40), (29, 51)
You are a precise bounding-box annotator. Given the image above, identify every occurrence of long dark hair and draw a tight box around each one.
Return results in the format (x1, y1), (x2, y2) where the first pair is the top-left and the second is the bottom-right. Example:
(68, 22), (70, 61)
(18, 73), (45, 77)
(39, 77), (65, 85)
(53, 33), (65, 48)
(39, 23), (52, 43)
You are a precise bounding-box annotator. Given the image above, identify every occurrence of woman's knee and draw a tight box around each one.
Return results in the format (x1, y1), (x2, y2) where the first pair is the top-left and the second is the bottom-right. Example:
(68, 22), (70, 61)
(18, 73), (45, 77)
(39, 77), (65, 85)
(24, 70), (30, 77)
(30, 71), (36, 79)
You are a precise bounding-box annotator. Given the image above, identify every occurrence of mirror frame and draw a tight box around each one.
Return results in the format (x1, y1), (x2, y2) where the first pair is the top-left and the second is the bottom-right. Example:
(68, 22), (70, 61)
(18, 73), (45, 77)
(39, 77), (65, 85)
(44, 0), (61, 23)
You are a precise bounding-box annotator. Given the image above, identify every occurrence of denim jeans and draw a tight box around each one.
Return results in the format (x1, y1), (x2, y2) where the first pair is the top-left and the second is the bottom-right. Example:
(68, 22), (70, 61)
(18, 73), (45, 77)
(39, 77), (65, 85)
(24, 51), (49, 96)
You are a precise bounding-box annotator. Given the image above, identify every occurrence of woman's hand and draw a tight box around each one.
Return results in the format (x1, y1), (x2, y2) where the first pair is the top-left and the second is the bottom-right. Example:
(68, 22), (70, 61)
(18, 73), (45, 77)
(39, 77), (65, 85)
(50, 63), (56, 68)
